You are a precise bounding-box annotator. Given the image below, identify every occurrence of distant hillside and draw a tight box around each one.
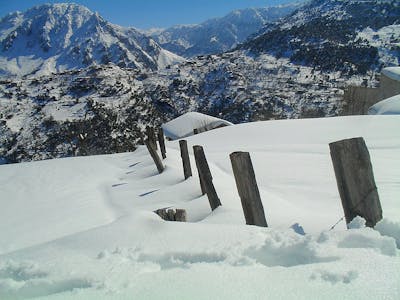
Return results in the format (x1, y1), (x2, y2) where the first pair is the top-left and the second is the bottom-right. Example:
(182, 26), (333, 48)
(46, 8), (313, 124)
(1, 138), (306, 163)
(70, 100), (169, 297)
(150, 3), (302, 57)
(240, 0), (400, 74)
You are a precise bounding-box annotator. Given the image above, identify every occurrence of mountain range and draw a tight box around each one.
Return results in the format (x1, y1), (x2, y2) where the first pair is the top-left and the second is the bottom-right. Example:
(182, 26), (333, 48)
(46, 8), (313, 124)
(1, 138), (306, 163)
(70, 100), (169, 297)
(0, 0), (399, 163)
(240, 0), (400, 74)
(0, 3), (183, 77)
(148, 3), (302, 57)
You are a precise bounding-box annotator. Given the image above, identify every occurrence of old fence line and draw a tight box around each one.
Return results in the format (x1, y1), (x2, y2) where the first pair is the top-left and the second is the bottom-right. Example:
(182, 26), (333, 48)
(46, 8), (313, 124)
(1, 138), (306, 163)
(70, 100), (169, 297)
(144, 127), (382, 229)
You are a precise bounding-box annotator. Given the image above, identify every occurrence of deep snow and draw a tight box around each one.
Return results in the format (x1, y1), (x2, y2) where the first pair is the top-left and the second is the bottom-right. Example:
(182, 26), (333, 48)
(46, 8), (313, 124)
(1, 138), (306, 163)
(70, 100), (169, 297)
(0, 115), (399, 299)
(368, 94), (400, 115)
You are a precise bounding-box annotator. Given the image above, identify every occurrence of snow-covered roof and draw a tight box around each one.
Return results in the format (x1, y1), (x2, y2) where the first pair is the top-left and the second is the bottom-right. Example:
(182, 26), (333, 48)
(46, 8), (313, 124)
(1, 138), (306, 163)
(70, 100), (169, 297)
(368, 94), (400, 115)
(382, 67), (400, 82)
(162, 112), (233, 140)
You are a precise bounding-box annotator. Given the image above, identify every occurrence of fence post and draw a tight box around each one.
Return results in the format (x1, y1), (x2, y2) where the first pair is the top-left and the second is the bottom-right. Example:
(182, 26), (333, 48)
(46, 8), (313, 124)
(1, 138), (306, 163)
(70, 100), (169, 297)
(193, 145), (206, 195)
(158, 127), (167, 159)
(146, 126), (157, 150)
(193, 145), (221, 210)
(179, 140), (192, 179)
(329, 137), (382, 227)
(230, 151), (268, 227)
(175, 209), (187, 222)
(154, 208), (187, 222)
(193, 128), (199, 135)
(145, 140), (164, 174)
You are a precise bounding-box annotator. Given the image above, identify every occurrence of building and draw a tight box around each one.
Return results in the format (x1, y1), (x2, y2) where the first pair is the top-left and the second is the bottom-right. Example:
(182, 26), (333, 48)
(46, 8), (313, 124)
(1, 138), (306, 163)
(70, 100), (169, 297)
(162, 112), (233, 140)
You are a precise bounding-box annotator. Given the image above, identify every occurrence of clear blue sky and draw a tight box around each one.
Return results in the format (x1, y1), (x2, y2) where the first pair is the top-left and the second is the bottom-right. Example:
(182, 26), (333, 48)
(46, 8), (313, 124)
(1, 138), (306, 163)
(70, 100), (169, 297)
(0, 0), (299, 29)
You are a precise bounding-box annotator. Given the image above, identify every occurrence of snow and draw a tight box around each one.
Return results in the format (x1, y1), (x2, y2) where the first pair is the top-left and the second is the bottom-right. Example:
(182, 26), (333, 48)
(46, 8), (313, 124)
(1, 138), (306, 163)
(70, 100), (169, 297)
(382, 67), (400, 82)
(368, 94), (400, 115)
(157, 49), (185, 69)
(162, 112), (233, 140)
(356, 26), (400, 67)
(0, 115), (399, 299)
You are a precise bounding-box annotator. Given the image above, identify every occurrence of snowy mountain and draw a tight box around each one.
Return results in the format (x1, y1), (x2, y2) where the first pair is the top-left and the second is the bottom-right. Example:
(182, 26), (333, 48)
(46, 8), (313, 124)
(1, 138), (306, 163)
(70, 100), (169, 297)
(1, 1), (399, 163)
(240, 0), (400, 74)
(0, 51), (364, 163)
(0, 3), (183, 77)
(150, 3), (302, 58)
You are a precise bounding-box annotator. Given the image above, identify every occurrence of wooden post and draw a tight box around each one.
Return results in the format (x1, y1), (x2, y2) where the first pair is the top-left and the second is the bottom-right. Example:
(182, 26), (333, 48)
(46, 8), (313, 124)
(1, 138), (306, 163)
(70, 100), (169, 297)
(193, 128), (199, 135)
(155, 209), (168, 220)
(179, 140), (192, 180)
(193, 146), (206, 195)
(175, 209), (187, 222)
(158, 127), (167, 159)
(146, 126), (157, 150)
(230, 151), (268, 227)
(329, 137), (382, 227)
(154, 208), (187, 222)
(167, 209), (175, 221)
(193, 145), (221, 210)
(145, 140), (164, 174)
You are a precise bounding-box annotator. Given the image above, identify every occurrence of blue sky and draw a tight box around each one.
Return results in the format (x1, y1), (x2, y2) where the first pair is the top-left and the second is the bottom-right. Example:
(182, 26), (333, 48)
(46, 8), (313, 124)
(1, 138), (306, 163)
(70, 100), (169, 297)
(0, 0), (299, 29)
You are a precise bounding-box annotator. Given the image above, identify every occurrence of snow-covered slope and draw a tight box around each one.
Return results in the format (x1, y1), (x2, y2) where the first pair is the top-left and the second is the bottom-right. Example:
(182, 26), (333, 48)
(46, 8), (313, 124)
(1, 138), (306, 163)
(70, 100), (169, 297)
(150, 3), (302, 57)
(0, 49), (380, 163)
(0, 115), (399, 299)
(241, 0), (400, 74)
(0, 3), (183, 76)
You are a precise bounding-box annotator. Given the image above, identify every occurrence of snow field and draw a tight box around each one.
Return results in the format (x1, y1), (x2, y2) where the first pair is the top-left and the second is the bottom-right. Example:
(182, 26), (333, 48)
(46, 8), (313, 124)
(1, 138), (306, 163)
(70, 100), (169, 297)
(0, 115), (399, 299)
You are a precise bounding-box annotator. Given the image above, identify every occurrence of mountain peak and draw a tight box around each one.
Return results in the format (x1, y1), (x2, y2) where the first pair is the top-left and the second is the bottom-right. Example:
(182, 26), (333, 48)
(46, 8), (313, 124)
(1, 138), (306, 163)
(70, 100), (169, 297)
(151, 3), (301, 57)
(0, 3), (183, 76)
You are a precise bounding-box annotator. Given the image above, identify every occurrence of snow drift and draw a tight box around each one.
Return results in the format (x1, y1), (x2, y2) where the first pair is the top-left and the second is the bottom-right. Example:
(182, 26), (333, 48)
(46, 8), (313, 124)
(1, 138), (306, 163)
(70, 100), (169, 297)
(368, 94), (400, 115)
(0, 115), (399, 299)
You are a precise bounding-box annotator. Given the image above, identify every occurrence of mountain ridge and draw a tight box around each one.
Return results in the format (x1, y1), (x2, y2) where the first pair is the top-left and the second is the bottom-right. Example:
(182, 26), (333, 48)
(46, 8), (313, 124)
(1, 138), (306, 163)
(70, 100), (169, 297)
(149, 3), (303, 57)
(239, 0), (400, 74)
(0, 3), (183, 77)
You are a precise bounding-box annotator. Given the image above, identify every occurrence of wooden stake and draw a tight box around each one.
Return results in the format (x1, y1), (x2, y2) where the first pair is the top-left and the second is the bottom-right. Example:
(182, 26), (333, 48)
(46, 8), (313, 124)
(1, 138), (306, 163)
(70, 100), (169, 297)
(329, 137), (382, 227)
(158, 127), (167, 159)
(154, 208), (187, 222)
(179, 140), (192, 180)
(175, 209), (187, 222)
(145, 140), (164, 174)
(230, 151), (268, 227)
(193, 145), (221, 210)
(146, 126), (157, 150)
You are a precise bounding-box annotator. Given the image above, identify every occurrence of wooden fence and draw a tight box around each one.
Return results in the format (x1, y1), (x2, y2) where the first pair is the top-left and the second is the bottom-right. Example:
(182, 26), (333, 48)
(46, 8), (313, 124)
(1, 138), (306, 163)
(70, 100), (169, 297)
(144, 127), (382, 228)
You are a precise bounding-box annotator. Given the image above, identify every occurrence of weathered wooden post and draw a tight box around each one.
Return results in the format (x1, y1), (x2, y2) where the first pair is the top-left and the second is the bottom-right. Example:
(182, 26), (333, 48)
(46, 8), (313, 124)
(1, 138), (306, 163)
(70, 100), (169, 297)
(230, 151), (268, 227)
(158, 127), (167, 159)
(193, 145), (221, 210)
(167, 209), (175, 221)
(193, 146), (206, 195)
(146, 126), (157, 150)
(329, 137), (382, 227)
(175, 209), (187, 222)
(193, 128), (199, 135)
(145, 140), (164, 174)
(155, 209), (168, 220)
(179, 140), (192, 180)
(154, 208), (187, 222)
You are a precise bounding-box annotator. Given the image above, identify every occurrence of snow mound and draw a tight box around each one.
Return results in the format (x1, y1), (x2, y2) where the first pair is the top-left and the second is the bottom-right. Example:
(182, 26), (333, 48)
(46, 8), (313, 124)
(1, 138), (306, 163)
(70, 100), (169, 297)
(368, 94), (400, 115)
(375, 219), (400, 248)
(162, 112), (233, 140)
(382, 67), (400, 82)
